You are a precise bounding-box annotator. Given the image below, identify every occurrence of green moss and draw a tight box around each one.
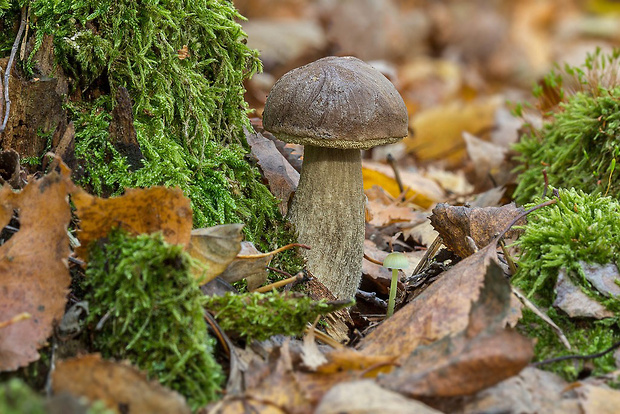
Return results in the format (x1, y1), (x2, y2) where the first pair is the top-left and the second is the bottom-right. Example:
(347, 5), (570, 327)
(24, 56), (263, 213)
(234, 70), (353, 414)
(0, 0), (293, 252)
(85, 230), (223, 410)
(0, 379), (46, 414)
(513, 49), (620, 205)
(206, 291), (351, 343)
(513, 188), (620, 379)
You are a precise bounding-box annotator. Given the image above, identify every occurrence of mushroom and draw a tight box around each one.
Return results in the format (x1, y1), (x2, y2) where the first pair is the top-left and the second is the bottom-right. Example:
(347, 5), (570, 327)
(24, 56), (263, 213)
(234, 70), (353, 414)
(262, 56), (408, 299)
(382, 252), (408, 317)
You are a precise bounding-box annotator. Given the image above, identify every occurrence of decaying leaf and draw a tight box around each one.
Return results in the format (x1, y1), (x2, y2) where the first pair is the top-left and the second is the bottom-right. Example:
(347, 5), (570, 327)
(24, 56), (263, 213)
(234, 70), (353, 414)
(246, 128), (300, 216)
(405, 98), (500, 165)
(577, 383), (620, 414)
(188, 224), (244, 283)
(362, 160), (445, 209)
(0, 165), (72, 371)
(219, 241), (271, 290)
(463, 367), (580, 414)
(358, 243), (500, 360)
(430, 202), (524, 258)
(314, 380), (443, 414)
(52, 354), (190, 414)
(72, 186), (192, 259)
(378, 261), (533, 397)
(554, 269), (613, 319)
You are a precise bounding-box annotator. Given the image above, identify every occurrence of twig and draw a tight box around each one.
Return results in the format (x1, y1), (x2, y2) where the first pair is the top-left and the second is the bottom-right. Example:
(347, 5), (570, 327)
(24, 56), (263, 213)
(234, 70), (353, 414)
(387, 153), (404, 194)
(0, 6), (27, 134)
(512, 286), (571, 350)
(253, 272), (305, 293)
(498, 238), (518, 275)
(236, 243), (310, 259)
(363, 253), (383, 266)
(531, 340), (620, 367)
(542, 169), (549, 199)
(411, 235), (443, 276)
(356, 289), (387, 309)
(496, 198), (557, 241)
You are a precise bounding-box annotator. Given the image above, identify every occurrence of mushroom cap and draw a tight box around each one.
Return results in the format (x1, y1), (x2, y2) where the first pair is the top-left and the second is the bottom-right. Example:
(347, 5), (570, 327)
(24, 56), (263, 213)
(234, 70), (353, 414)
(383, 252), (408, 270)
(263, 56), (408, 150)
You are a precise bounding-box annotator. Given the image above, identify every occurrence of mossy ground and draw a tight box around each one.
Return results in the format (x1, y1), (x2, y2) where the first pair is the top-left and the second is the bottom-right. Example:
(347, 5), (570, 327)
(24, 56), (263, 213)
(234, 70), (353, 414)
(513, 49), (620, 205)
(0, 0), (296, 257)
(85, 230), (223, 410)
(513, 188), (620, 379)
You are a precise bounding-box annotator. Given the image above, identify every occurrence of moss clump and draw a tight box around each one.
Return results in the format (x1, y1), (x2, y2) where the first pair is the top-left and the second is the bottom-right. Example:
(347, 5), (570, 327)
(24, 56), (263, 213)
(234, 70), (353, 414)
(513, 188), (620, 379)
(513, 49), (620, 205)
(206, 291), (350, 343)
(85, 230), (223, 410)
(0, 379), (46, 414)
(0, 0), (288, 250)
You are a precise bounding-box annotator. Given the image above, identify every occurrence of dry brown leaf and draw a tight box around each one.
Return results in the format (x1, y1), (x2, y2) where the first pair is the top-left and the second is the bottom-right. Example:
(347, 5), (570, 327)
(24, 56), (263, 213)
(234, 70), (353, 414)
(73, 186), (192, 259)
(0, 165), (72, 371)
(219, 241), (271, 290)
(362, 160), (445, 209)
(554, 269), (614, 319)
(430, 203), (524, 258)
(358, 243), (498, 360)
(378, 261), (533, 397)
(463, 367), (580, 414)
(404, 98), (500, 165)
(188, 224), (243, 283)
(52, 354), (190, 414)
(246, 129), (300, 216)
(315, 380), (443, 414)
(577, 383), (620, 414)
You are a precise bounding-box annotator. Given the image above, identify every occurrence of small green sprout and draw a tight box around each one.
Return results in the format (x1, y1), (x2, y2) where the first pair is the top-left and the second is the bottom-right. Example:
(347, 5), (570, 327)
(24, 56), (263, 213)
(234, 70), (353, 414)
(383, 252), (408, 317)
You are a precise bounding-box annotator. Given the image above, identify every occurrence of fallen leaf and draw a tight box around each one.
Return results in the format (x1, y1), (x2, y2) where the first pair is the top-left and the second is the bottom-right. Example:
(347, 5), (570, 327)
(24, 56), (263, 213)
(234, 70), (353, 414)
(219, 241), (271, 290)
(0, 165), (72, 371)
(314, 380), (443, 414)
(358, 243), (498, 360)
(430, 203), (525, 258)
(72, 186), (192, 259)
(463, 131), (507, 182)
(246, 129), (299, 216)
(405, 98), (500, 165)
(188, 224), (243, 283)
(378, 261), (533, 397)
(52, 354), (190, 414)
(580, 261), (620, 298)
(463, 367), (580, 414)
(362, 160), (445, 209)
(554, 268), (614, 319)
(177, 44), (190, 59)
(577, 383), (620, 414)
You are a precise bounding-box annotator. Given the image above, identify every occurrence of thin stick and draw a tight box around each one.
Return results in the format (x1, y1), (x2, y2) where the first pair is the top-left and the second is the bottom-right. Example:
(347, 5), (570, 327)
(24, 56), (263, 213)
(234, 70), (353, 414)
(531, 340), (620, 367)
(0, 6), (27, 133)
(236, 243), (310, 259)
(253, 273), (305, 293)
(387, 153), (404, 194)
(512, 286), (571, 350)
(0, 312), (31, 329)
(363, 253), (383, 266)
(498, 239), (518, 275)
(411, 235), (443, 276)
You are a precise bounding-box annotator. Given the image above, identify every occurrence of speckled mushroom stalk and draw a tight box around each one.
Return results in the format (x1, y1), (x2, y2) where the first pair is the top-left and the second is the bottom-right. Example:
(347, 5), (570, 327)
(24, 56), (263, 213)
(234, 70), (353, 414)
(287, 146), (365, 299)
(263, 56), (408, 300)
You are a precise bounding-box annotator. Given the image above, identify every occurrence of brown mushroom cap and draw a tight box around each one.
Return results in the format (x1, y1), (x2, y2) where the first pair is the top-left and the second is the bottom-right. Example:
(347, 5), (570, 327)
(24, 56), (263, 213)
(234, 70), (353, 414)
(263, 56), (408, 150)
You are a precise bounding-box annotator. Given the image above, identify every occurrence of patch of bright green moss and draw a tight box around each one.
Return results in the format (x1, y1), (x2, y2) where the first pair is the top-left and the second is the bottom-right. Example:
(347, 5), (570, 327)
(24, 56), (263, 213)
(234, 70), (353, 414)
(85, 230), (223, 410)
(206, 291), (351, 343)
(0, 0), (292, 252)
(513, 188), (620, 379)
(513, 49), (620, 205)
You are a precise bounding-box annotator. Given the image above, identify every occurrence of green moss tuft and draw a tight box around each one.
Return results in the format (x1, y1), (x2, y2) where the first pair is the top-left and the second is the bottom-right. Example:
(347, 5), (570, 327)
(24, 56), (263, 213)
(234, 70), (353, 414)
(513, 188), (620, 379)
(513, 49), (620, 204)
(206, 291), (350, 343)
(0, 0), (292, 251)
(85, 230), (223, 410)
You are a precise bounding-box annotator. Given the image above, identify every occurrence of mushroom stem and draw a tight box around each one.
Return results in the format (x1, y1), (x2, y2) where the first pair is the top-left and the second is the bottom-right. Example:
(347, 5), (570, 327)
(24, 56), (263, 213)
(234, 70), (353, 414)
(288, 145), (365, 300)
(387, 268), (398, 317)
